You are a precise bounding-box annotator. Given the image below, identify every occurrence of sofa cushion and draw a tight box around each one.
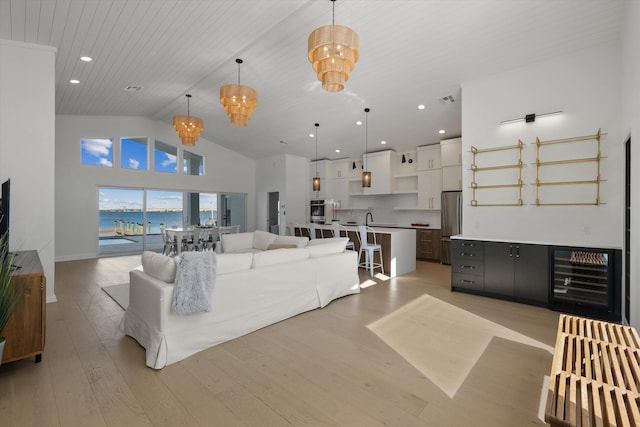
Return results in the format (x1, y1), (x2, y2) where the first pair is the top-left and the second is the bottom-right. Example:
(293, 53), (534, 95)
(251, 248), (310, 268)
(142, 251), (177, 283)
(273, 235), (309, 248)
(221, 232), (255, 253)
(306, 237), (348, 258)
(253, 230), (278, 251)
(217, 252), (254, 275)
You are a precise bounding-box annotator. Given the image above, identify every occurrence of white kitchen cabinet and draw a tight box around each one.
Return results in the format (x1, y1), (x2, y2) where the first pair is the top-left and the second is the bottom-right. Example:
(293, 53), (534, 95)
(332, 177), (350, 208)
(442, 165), (462, 191)
(440, 137), (462, 166)
(417, 144), (441, 171)
(328, 159), (350, 179)
(363, 151), (392, 195)
(418, 170), (442, 209)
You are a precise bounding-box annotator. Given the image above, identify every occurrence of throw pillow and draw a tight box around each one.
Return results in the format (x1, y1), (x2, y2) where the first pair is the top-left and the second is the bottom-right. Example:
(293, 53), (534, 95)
(142, 251), (177, 283)
(272, 235), (309, 248)
(221, 232), (254, 253)
(252, 230), (278, 251)
(306, 238), (348, 258)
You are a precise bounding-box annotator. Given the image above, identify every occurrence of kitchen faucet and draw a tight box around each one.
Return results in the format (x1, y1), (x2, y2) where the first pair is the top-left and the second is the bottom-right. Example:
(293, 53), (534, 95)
(365, 212), (374, 226)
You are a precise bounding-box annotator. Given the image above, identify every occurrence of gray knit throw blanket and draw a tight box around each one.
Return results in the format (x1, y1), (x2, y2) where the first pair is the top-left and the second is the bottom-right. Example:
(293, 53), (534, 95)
(172, 251), (217, 315)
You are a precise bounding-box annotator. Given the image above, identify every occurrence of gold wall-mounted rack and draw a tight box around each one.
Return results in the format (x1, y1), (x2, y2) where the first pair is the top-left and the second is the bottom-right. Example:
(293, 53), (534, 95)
(535, 129), (602, 206)
(471, 140), (523, 206)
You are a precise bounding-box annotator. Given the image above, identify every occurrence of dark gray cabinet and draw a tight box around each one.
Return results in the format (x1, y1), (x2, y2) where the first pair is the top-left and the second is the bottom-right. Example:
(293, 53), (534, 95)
(483, 242), (548, 305)
(452, 239), (549, 307)
(451, 240), (484, 292)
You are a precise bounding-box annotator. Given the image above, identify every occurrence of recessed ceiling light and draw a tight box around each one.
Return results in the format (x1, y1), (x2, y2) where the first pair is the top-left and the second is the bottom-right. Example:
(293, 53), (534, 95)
(80, 56), (92, 62)
(309, 133), (315, 138)
(356, 121), (362, 126)
(418, 104), (425, 110)
(380, 140), (387, 145)
(335, 149), (340, 153)
(439, 129), (446, 134)
(69, 79), (80, 84)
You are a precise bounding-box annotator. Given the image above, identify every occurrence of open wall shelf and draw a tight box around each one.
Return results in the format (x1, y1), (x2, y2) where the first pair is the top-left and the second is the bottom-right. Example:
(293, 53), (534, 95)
(534, 129), (604, 206)
(470, 140), (523, 207)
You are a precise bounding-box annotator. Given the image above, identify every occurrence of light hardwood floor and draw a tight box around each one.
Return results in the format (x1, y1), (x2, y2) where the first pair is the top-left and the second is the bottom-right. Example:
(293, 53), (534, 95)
(0, 256), (559, 426)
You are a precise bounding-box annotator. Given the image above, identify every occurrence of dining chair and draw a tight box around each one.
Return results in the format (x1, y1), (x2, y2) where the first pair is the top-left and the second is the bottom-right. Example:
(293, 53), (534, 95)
(357, 225), (384, 276)
(161, 228), (178, 256)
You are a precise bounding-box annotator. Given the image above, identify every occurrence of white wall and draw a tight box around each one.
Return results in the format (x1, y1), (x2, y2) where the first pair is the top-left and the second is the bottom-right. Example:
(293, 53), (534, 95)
(255, 154), (310, 234)
(621, 0), (640, 329)
(0, 40), (56, 302)
(255, 155), (286, 232)
(55, 115), (255, 261)
(460, 42), (622, 248)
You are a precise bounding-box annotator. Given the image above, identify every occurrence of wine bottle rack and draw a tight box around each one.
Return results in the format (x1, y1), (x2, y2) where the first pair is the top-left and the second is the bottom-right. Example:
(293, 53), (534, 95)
(470, 140), (523, 207)
(550, 246), (620, 321)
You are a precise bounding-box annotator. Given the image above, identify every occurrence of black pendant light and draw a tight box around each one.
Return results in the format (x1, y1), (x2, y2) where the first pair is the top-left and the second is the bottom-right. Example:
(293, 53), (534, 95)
(362, 108), (371, 188)
(313, 123), (321, 192)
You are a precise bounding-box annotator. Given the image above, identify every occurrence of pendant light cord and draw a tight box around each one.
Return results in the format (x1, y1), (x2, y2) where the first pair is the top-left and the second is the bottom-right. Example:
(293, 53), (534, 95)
(236, 58), (243, 85)
(186, 94), (191, 120)
(315, 123), (319, 174)
(364, 108), (369, 170)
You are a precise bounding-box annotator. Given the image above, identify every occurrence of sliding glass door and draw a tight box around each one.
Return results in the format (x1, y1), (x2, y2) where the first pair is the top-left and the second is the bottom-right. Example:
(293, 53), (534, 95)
(98, 188), (244, 256)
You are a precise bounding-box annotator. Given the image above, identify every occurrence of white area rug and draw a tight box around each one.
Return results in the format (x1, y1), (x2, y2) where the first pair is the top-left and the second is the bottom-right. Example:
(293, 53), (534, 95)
(366, 294), (554, 398)
(102, 283), (129, 310)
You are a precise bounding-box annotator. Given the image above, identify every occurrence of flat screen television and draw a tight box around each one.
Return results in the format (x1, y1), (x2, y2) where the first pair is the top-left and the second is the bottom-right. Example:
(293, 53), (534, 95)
(0, 178), (10, 249)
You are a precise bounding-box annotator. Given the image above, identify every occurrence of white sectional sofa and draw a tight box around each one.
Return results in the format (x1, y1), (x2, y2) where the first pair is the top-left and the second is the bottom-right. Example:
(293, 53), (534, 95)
(122, 231), (360, 369)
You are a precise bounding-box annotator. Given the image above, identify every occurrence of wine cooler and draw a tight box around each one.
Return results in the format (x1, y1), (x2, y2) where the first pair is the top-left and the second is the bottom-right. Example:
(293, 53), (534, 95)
(550, 246), (621, 321)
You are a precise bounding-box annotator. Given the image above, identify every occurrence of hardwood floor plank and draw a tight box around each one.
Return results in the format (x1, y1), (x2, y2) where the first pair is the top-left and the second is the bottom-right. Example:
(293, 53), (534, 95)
(0, 257), (561, 426)
(43, 314), (105, 427)
(214, 383), (294, 427)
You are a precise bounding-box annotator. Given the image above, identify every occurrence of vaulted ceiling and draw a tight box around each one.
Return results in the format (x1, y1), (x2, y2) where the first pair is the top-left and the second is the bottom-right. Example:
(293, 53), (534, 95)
(0, 0), (625, 160)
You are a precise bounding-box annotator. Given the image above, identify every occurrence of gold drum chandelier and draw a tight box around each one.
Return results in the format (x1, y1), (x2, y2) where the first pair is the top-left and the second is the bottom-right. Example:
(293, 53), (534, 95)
(308, 0), (359, 93)
(362, 107), (371, 188)
(220, 58), (258, 127)
(173, 94), (203, 146)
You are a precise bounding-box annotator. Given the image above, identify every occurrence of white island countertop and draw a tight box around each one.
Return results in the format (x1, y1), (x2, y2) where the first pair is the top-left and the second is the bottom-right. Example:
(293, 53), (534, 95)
(314, 224), (416, 277)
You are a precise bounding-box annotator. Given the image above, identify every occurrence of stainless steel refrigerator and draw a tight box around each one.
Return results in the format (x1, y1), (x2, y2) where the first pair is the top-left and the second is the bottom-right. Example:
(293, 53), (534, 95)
(441, 190), (462, 265)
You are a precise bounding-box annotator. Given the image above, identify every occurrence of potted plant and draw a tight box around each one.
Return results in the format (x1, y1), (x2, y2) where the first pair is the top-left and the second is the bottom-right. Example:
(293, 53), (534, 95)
(0, 232), (23, 365)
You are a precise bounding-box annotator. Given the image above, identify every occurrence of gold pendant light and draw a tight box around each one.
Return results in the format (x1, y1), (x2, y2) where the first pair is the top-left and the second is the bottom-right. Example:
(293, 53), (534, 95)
(308, 0), (359, 93)
(220, 59), (258, 127)
(362, 108), (371, 188)
(173, 94), (203, 146)
(313, 123), (321, 192)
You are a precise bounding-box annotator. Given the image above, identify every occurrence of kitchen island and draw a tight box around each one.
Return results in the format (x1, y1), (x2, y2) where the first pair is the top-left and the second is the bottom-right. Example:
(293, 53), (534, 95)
(296, 224), (416, 277)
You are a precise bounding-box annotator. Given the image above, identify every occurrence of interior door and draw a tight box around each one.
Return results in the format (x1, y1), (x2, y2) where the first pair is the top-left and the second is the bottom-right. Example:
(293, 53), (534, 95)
(268, 191), (280, 234)
(219, 193), (246, 232)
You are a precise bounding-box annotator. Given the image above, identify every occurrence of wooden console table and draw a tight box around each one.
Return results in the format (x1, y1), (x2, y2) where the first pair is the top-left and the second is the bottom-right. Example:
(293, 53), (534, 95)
(545, 314), (640, 426)
(1, 250), (46, 364)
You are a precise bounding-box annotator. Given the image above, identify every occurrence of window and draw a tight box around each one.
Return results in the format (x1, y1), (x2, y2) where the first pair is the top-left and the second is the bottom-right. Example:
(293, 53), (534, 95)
(154, 140), (177, 173)
(81, 138), (113, 167)
(184, 149), (204, 176)
(121, 137), (148, 170)
(98, 187), (144, 255)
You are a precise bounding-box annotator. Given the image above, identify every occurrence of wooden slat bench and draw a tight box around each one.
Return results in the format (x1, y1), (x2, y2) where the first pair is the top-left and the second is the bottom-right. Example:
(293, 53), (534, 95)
(546, 314), (640, 426)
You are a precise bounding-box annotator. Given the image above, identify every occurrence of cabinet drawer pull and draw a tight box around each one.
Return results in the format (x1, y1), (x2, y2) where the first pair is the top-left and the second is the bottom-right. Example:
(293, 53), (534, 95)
(461, 242), (474, 247)
(460, 252), (474, 257)
(460, 265), (474, 270)
(460, 279), (475, 284)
